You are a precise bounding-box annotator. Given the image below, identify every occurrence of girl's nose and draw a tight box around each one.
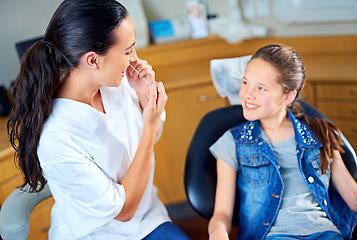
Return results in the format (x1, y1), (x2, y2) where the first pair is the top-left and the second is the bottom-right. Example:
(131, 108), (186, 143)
(243, 87), (255, 100)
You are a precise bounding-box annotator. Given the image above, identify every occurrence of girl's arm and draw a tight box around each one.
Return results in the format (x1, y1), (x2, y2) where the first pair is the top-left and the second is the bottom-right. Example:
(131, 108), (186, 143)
(115, 82), (167, 222)
(330, 149), (357, 213)
(209, 157), (237, 240)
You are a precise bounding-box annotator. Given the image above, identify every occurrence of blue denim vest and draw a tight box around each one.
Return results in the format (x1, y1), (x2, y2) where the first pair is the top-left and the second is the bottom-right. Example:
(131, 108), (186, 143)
(230, 110), (357, 240)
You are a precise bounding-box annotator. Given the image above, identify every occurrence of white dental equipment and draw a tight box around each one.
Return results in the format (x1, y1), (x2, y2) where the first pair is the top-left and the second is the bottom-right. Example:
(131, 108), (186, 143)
(209, 0), (267, 44)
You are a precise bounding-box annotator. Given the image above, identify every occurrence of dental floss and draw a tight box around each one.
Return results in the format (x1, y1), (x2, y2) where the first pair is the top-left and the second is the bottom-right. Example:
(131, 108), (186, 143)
(129, 64), (151, 86)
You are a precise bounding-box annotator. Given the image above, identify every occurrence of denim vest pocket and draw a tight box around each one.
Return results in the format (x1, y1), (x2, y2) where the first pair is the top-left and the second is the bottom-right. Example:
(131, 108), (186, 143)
(309, 155), (330, 189)
(240, 155), (270, 187)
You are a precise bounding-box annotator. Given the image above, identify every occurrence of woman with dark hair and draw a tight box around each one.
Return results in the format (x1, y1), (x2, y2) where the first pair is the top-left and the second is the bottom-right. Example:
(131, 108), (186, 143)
(8, 0), (190, 239)
(208, 44), (357, 240)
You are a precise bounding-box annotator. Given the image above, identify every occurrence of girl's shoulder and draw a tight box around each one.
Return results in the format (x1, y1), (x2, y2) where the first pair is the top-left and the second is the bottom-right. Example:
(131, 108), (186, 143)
(230, 120), (254, 131)
(229, 120), (260, 142)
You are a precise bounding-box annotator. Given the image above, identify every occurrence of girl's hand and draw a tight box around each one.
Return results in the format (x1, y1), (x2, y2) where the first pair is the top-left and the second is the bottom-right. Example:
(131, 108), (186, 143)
(209, 231), (230, 240)
(142, 81), (167, 127)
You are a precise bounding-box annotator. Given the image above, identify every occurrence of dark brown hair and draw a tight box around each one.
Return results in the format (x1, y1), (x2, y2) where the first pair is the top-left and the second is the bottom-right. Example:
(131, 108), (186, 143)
(8, 0), (128, 192)
(251, 44), (344, 174)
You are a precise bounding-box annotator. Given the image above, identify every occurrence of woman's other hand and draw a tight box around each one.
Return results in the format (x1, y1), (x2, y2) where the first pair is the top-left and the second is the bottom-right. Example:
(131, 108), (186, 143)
(143, 82), (167, 127)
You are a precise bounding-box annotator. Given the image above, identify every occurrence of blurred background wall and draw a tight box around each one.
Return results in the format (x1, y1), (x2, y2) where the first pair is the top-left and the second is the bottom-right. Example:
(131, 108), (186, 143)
(0, 0), (356, 86)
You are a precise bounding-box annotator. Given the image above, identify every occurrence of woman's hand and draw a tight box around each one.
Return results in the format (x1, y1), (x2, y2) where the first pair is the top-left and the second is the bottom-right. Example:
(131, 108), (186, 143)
(126, 56), (155, 109)
(142, 82), (167, 127)
(126, 51), (167, 126)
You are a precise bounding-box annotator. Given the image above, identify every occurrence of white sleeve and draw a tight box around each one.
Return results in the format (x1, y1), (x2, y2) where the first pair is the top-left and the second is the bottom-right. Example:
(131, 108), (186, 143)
(38, 134), (126, 239)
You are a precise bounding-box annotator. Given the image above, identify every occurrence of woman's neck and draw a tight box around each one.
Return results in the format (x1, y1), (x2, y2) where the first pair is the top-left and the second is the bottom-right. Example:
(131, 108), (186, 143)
(56, 70), (105, 113)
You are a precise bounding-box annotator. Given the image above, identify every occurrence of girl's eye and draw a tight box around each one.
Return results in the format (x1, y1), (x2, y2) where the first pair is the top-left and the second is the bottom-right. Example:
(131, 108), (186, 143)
(258, 87), (266, 91)
(126, 50), (133, 55)
(242, 80), (248, 85)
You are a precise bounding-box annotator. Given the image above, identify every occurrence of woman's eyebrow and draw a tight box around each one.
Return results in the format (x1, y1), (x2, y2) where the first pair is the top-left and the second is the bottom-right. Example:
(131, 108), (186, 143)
(125, 42), (135, 51)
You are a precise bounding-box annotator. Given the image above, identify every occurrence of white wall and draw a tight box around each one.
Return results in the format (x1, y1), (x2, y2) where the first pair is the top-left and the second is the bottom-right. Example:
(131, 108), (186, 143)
(0, 0), (356, 86)
(0, 0), (63, 86)
(142, 0), (357, 37)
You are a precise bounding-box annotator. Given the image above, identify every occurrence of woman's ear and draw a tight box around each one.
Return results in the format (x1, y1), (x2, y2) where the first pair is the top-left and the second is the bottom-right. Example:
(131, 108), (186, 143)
(285, 90), (297, 106)
(82, 51), (99, 69)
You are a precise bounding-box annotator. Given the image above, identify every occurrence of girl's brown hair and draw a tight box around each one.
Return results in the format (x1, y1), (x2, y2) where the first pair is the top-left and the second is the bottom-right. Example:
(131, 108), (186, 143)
(251, 44), (344, 174)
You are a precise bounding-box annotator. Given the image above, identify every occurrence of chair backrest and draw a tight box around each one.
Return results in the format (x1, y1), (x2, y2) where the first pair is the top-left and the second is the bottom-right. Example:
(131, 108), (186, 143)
(0, 183), (52, 240)
(184, 100), (357, 225)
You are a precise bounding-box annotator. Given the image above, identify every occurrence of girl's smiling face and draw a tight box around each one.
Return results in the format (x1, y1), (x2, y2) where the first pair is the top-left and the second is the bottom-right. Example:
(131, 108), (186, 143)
(239, 58), (290, 124)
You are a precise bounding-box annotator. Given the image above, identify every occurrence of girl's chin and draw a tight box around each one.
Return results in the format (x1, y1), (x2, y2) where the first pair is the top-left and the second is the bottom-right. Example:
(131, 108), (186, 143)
(243, 116), (257, 121)
(242, 110), (258, 121)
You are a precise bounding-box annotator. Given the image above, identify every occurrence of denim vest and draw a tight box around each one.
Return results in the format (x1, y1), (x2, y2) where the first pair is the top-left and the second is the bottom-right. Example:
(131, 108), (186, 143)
(230, 110), (357, 240)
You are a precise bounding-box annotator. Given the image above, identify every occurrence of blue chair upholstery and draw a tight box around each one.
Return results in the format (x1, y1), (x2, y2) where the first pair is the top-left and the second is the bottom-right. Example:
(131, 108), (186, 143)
(0, 184), (52, 240)
(184, 100), (357, 234)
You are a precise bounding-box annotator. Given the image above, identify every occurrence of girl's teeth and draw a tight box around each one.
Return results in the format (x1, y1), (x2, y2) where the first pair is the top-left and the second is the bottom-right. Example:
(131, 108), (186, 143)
(246, 103), (257, 109)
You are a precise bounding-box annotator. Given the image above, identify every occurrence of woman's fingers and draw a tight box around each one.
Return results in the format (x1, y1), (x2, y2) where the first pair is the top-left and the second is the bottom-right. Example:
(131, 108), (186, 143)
(147, 83), (158, 109)
(156, 82), (168, 111)
(128, 59), (154, 83)
(143, 82), (167, 123)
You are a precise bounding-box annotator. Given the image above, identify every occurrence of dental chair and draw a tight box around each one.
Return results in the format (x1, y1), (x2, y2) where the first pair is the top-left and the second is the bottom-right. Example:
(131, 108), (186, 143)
(184, 100), (357, 239)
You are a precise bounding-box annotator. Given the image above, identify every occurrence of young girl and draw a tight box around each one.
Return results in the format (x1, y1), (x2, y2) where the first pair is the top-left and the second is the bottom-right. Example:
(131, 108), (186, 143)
(7, 0), (190, 239)
(208, 44), (357, 240)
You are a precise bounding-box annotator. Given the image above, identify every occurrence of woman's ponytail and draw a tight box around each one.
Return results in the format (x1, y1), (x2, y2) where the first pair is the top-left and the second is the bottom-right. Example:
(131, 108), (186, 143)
(8, 40), (60, 192)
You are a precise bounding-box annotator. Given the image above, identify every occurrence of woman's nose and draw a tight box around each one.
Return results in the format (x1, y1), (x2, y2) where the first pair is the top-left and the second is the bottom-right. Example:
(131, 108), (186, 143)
(129, 56), (136, 63)
(131, 47), (138, 57)
(129, 48), (138, 63)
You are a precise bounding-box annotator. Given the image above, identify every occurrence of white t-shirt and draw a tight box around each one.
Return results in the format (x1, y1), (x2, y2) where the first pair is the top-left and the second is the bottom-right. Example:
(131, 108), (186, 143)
(38, 77), (170, 240)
